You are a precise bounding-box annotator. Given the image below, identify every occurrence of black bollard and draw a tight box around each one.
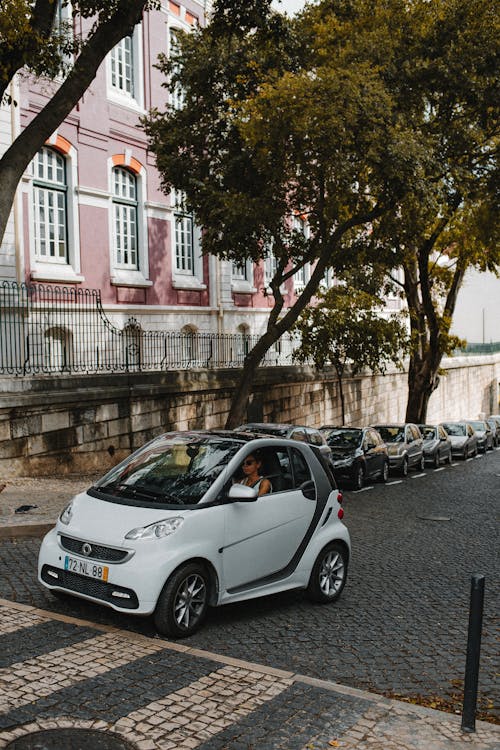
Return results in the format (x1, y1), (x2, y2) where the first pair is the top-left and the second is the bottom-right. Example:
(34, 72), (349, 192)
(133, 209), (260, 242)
(461, 573), (485, 733)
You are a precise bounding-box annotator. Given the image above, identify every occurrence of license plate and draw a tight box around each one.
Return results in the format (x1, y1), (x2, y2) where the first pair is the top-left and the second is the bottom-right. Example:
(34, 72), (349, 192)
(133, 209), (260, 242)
(64, 555), (108, 582)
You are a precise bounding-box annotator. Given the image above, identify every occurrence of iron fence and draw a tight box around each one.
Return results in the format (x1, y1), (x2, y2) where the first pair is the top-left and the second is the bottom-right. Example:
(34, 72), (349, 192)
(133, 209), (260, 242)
(0, 281), (299, 376)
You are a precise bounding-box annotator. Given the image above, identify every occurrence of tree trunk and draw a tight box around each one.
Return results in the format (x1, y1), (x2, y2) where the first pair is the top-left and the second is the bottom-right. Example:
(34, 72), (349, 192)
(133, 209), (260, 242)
(405, 353), (441, 423)
(0, 0), (148, 246)
(225, 329), (283, 428)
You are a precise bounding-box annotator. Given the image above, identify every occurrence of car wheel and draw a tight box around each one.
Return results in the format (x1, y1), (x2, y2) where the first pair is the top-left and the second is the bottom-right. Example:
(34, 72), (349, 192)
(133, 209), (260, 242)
(379, 461), (389, 483)
(433, 452), (440, 469)
(447, 451), (453, 465)
(154, 562), (209, 638)
(307, 542), (348, 604)
(353, 465), (364, 491)
(463, 447), (468, 460)
(418, 455), (425, 472)
(400, 456), (409, 477)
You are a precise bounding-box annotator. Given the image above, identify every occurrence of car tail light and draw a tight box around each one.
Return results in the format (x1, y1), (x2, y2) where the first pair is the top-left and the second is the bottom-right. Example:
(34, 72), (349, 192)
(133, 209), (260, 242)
(337, 491), (343, 504)
(338, 507), (344, 519)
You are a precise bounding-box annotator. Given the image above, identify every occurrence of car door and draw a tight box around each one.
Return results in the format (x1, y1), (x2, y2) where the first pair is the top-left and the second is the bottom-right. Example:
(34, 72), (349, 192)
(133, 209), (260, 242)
(405, 425), (420, 467)
(222, 447), (317, 592)
(364, 429), (384, 479)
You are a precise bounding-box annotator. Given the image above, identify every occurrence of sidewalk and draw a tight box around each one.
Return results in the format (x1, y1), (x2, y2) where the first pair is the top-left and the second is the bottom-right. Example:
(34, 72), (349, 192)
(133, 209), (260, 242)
(0, 475), (499, 750)
(0, 473), (100, 538)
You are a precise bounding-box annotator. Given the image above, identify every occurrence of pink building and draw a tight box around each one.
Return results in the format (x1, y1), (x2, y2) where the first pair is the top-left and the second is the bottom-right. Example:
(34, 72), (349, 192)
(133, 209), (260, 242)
(0, 0), (299, 343)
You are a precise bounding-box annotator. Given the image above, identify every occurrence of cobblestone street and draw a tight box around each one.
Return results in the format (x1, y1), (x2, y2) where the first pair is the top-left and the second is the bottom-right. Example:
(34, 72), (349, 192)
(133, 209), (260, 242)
(0, 450), (499, 748)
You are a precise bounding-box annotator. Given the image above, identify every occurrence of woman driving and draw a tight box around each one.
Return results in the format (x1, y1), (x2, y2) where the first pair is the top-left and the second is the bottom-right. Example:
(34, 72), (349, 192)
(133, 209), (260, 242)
(239, 452), (272, 496)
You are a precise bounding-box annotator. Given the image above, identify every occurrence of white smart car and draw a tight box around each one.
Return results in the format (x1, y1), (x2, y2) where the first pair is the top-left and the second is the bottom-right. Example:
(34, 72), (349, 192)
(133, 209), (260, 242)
(38, 431), (350, 637)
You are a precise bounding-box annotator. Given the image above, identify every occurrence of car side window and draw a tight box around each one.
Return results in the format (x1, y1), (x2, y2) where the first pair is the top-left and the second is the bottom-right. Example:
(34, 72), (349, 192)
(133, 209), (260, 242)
(307, 430), (323, 446)
(290, 448), (312, 487)
(405, 427), (413, 443)
(290, 429), (307, 442)
(259, 448), (293, 493)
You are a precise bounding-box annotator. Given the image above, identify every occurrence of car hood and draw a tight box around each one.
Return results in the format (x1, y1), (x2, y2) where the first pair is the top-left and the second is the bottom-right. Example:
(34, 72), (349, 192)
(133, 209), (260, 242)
(448, 435), (467, 446)
(329, 447), (357, 460)
(423, 439), (439, 449)
(56, 491), (191, 546)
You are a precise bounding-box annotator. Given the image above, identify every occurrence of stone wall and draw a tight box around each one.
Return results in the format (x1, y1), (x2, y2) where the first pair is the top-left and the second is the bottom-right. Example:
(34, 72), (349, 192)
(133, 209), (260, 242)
(0, 353), (499, 477)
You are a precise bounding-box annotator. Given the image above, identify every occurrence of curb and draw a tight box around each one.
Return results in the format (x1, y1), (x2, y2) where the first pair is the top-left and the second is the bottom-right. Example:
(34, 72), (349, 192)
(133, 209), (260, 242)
(0, 523), (53, 539)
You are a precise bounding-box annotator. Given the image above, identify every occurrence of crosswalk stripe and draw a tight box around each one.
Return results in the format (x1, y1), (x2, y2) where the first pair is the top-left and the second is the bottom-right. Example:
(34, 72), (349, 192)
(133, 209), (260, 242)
(112, 664), (293, 748)
(0, 604), (48, 636)
(0, 631), (167, 713)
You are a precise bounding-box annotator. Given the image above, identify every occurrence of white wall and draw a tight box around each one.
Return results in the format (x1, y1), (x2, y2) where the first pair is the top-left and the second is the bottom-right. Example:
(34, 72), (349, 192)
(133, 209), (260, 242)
(452, 269), (500, 345)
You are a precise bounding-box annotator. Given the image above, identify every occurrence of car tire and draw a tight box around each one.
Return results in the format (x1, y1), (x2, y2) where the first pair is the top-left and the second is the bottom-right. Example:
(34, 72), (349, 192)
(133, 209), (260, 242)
(463, 447), (468, 460)
(154, 562), (209, 638)
(418, 455), (425, 472)
(433, 452), (440, 469)
(379, 461), (389, 483)
(307, 542), (348, 604)
(353, 465), (364, 491)
(446, 451), (453, 465)
(400, 457), (409, 477)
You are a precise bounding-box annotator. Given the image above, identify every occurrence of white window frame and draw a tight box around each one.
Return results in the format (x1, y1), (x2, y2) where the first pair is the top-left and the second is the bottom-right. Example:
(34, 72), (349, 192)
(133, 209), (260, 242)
(168, 27), (186, 110)
(28, 142), (83, 283)
(107, 24), (144, 110)
(109, 158), (151, 288)
(231, 259), (255, 293)
(171, 190), (205, 290)
(112, 167), (138, 270)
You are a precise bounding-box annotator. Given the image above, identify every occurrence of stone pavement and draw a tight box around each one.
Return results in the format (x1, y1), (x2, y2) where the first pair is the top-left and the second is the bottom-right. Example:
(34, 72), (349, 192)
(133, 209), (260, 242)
(1, 475), (499, 749)
(0, 599), (499, 750)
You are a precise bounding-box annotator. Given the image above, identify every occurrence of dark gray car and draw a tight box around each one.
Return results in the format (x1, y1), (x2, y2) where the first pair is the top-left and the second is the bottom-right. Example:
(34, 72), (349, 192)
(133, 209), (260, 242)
(371, 423), (425, 476)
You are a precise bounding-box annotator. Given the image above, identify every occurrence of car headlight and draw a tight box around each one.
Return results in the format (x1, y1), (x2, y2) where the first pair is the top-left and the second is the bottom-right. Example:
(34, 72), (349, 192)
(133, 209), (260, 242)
(334, 458), (354, 468)
(59, 501), (74, 525)
(387, 445), (401, 455)
(125, 517), (184, 540)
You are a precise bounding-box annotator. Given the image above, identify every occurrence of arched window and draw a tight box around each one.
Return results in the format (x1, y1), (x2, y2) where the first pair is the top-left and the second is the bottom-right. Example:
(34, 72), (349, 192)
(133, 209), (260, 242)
(32, 147), (68, 263)
(237, 323), (250, 362)
(123, 318), (142, 370)
(44, 326), (73, 372)
(113, 167), (138, 269)
(181, 324), (198, 366)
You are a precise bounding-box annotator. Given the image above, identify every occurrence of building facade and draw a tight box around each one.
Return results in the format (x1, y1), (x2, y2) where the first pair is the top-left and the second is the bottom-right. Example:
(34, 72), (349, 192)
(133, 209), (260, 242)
(0, 0), (302, 348)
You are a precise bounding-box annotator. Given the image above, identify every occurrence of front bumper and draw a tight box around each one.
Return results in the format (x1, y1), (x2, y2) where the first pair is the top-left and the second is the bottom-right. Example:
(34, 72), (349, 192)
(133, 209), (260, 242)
(38, 528), (165, 615)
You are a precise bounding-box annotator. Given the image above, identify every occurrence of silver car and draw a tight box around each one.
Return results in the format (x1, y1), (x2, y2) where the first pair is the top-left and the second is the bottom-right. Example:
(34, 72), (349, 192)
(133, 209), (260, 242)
(441, 421), (478, 459)
(465, 420), (495, 453)
(371, 423), (425, 476)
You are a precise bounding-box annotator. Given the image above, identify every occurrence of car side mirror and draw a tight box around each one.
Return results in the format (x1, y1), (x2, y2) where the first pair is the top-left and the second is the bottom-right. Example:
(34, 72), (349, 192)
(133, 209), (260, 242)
(226, 484), (258, 503)
(300, 480), (316, 500)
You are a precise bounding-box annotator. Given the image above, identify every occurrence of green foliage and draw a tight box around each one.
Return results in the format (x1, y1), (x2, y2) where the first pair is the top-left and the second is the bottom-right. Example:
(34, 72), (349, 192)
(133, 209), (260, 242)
(0, 0), (157, 103)
(293, 285), (409, 377)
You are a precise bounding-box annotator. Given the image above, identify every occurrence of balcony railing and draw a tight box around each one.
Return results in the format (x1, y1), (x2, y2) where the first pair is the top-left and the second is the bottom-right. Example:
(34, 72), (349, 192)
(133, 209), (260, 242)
(0, 281), (298, 376)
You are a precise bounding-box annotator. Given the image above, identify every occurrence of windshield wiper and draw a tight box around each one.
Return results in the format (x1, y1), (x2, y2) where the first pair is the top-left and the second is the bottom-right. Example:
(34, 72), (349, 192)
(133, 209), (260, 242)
(96, 482), (174, 503)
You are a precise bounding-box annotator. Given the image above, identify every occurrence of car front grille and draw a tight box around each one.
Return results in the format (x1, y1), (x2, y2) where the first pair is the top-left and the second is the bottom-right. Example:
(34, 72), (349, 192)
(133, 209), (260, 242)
(41, 565), (139, 609)
(59, 535), (129, 563)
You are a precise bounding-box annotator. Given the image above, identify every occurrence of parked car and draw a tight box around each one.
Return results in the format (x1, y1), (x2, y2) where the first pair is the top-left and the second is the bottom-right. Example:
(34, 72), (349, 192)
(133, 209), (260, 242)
(370, 423), (424, 476)
(486, 416), (500, 447)
(319, 426), (389, 489)
(417, 424), (453, 467)
(38, 431), (350, 637)
(441, 421), (478, 459)
(465, 419), (495, 453)
(236, 423), (332, 458)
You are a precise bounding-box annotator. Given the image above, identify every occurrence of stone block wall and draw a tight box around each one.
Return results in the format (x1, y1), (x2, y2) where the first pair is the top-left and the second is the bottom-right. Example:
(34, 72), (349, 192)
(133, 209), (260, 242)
(0, 353), (498, 477)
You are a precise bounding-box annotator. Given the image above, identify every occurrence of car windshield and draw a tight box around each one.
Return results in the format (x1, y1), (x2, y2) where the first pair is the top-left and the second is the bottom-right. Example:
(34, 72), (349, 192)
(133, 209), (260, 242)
(468, 421), (485, 431)
(421, 427), (437, 440)
(442, 423), (466, 436)
(238, 424), (288, 437)
(375, 426), (405, 443)
(94, 434), (242, 506)
(326, 429), (362, 448)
